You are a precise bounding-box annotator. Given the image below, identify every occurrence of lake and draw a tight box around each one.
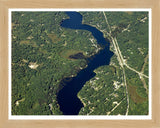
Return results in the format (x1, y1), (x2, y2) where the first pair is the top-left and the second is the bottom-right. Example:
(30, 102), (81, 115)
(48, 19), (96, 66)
(57, 11), (114, 115)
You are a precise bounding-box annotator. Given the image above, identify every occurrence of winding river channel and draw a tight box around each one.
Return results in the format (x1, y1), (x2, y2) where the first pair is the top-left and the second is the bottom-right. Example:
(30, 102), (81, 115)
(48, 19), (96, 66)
(57, 12), (114, 115)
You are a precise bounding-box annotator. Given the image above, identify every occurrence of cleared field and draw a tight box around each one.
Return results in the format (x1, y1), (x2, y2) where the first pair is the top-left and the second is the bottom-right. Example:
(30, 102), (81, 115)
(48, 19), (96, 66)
(48, 34), (61, 43)
(128, 85), (147, 103)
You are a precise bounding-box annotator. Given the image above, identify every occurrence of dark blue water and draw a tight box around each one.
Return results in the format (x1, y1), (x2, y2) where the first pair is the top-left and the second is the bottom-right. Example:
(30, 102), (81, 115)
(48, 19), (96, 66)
(57, 12), (114, 115)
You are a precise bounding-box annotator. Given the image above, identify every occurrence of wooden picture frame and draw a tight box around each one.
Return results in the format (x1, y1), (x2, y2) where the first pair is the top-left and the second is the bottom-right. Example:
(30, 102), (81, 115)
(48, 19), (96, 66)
(0, 0), (160, 127)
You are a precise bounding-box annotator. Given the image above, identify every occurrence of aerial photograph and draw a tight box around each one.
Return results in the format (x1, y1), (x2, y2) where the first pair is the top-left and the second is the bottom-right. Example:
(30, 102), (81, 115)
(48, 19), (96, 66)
(11, 10), (149, 116)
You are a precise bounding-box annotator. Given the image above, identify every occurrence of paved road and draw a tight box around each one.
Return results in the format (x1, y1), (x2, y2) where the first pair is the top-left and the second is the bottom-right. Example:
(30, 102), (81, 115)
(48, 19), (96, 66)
(103, 12), (129, 115)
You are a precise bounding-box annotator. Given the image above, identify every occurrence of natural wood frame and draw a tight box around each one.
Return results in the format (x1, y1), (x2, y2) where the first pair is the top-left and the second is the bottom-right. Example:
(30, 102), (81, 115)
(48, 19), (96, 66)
(0, 0), (160, 127)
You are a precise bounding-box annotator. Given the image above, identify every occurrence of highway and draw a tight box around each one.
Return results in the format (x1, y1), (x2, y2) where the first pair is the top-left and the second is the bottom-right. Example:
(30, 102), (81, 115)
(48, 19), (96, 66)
(103, 12), (128, 115)
(103, 11), (149, 115)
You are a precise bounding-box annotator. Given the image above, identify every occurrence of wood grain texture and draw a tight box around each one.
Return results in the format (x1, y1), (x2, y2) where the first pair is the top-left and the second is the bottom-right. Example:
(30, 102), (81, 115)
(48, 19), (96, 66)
(0, 0), (160, 127)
